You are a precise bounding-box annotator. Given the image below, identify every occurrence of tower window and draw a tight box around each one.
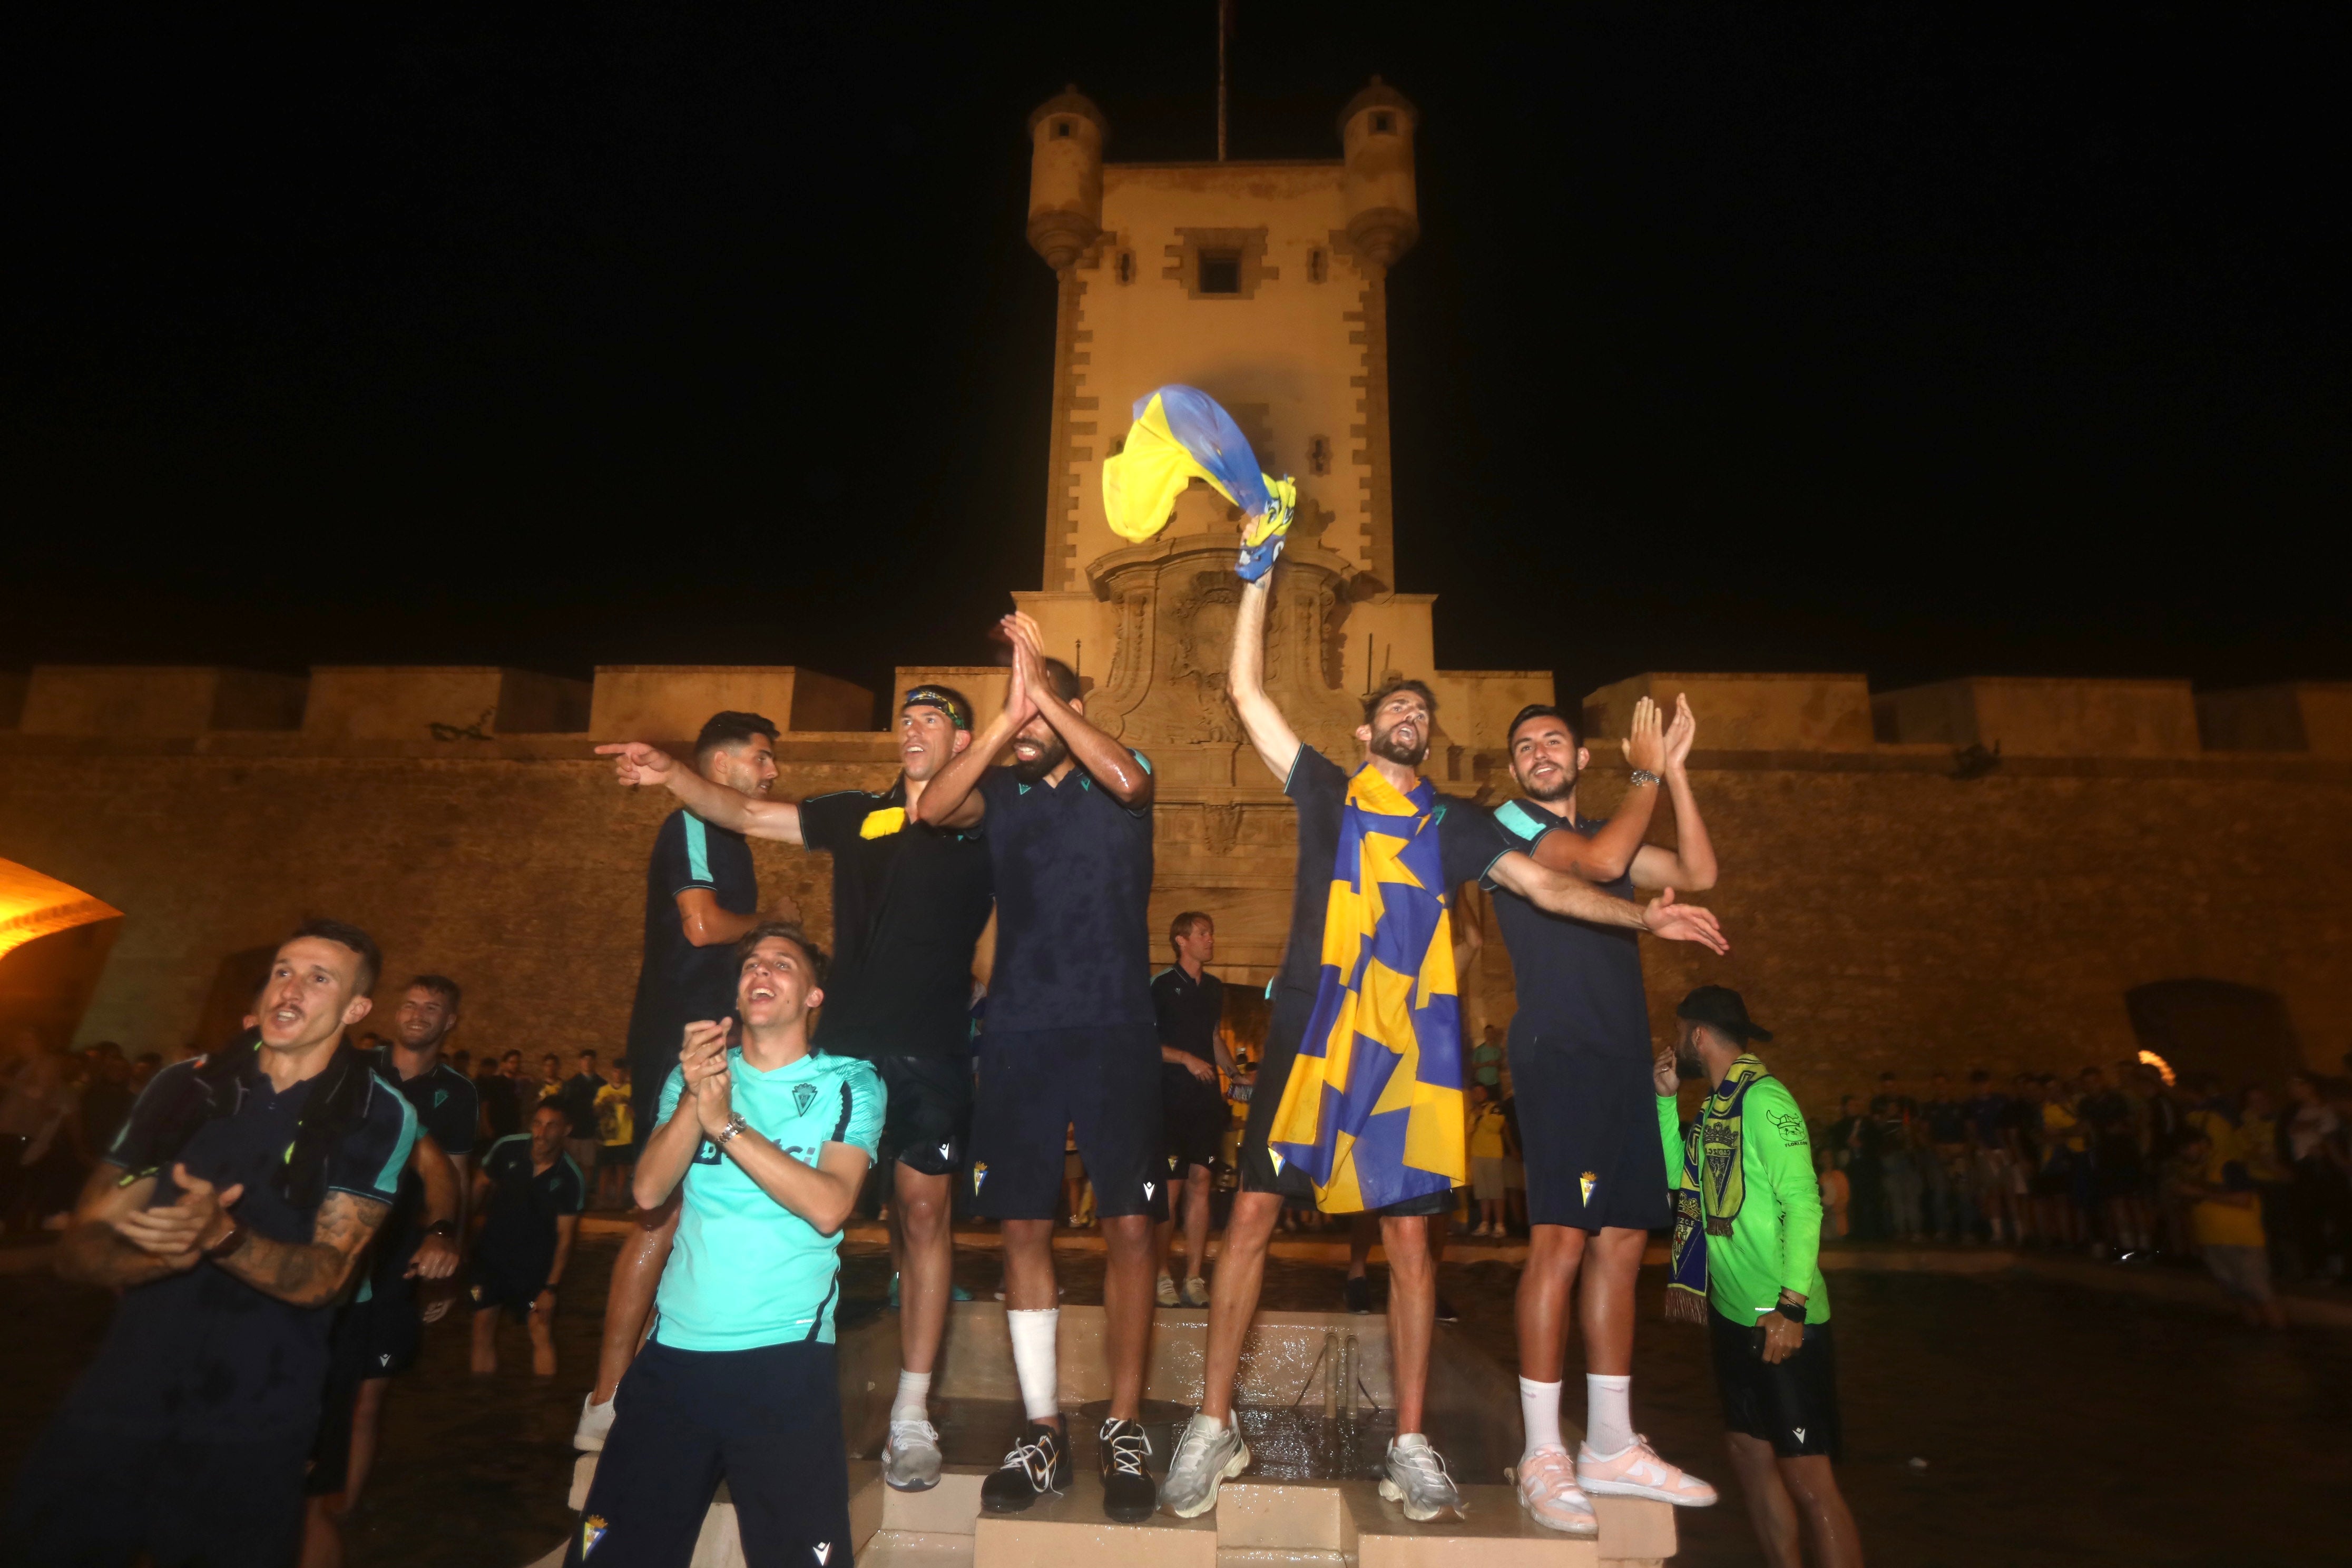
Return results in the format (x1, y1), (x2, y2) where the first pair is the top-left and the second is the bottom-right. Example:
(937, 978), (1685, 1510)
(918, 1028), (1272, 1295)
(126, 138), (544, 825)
(1199, 249), (1242, 295)
(1053, 119), (1072, 139)
(1308, 248), (1326, 283)
(1370, 111), (1394, 134)
(1308, 436), (1330, 476)
(1116, 251), (1134, 285)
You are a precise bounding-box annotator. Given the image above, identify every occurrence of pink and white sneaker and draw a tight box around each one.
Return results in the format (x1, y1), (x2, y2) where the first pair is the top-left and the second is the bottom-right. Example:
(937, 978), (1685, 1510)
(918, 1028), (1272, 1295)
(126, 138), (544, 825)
(1576, 1435), (1718, 1507)
(1513, 1445), (1599, 1537)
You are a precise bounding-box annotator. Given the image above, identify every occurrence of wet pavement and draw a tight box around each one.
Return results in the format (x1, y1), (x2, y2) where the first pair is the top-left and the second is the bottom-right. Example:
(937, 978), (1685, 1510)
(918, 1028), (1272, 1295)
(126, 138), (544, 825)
(4, 1235), (2348, 1567)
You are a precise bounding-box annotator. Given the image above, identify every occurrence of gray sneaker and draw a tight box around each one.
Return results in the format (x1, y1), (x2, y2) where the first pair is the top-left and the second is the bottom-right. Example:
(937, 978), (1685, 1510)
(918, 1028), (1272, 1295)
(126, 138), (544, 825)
(883, 1418), (943, 1492)
(1158, 1413), (1251, 1519)
(1379, 1434), (1463, 1521)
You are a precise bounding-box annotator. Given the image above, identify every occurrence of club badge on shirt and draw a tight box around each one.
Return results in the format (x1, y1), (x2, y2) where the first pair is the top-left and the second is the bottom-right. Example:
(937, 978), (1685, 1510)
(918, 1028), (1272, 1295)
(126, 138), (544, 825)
(581, 1515), (610, 1557)
(1580, 1171), (1598, 1206)
(794, 1083), (818, 1116)
(972, 1160), (988, 1194)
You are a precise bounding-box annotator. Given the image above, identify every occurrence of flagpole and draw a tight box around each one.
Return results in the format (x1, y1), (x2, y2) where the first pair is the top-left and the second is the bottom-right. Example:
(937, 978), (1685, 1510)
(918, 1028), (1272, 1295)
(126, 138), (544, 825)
(1216, 0), (1229, 161)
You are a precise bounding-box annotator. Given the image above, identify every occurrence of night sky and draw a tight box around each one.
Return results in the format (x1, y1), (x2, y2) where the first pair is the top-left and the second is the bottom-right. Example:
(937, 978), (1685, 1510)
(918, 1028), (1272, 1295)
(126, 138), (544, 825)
(7, 5), (2344, 716)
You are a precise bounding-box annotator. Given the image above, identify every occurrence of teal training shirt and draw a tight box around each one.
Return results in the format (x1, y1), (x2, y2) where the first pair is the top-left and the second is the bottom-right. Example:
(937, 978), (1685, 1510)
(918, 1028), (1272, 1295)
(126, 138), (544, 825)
(652, 1049), (885, 1350)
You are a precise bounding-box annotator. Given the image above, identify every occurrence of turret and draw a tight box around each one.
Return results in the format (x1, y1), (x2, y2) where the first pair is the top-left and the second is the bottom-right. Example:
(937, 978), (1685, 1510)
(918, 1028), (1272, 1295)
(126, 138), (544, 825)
(1026, 85), (1108, 271)
(1337, 77), (1420, 270)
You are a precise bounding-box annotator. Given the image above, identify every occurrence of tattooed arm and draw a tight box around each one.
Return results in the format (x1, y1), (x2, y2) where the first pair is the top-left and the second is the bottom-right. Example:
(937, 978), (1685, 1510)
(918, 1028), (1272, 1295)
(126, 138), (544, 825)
(57, 1164), (203, 1288)
(190, 1180), (393, 1307)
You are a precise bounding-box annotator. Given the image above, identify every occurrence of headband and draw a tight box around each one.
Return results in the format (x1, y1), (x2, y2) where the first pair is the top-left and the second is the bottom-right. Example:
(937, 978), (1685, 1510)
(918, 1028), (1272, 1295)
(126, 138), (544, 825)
(901, 687), (971, 731)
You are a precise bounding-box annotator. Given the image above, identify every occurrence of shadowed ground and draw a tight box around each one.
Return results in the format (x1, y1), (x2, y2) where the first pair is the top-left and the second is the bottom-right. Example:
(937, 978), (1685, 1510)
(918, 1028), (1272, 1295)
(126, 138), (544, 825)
(2, 1236), (2347, 1567)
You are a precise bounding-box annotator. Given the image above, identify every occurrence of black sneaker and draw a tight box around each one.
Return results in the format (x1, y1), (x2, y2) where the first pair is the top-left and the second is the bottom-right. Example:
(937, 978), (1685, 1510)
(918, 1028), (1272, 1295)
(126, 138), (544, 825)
(1344, 1274), (1373, 1314)
(1097, 1417), (1156, 1524)
(980, 1421), (1066, 1513)
(1434, 1294), (1461, 1324)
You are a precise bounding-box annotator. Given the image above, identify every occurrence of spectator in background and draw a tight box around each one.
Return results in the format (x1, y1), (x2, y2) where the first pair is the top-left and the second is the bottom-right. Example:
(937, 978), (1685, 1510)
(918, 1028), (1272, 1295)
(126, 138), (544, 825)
(129, 1051), (162, 1093)
(2282, 1073), (2349, 1281)
(1471, 1025), (1504, 1096)
(1816, 1146), (1850, 1241)
(469, 1102), (585, 1377)
(475, 1051), (515, 1142)
(1964, 1071), (2015, 1244)
(596, 1062), (637, 1210)
(557, 1050), (609, 1182)
(2081, 1066), (2150, 1256)
(2167, 1126), (2287, 1329)
(0, 1030), (66, 1232)
(1919, 1073), (1968, 1242)
(2036, 1074), (2091, 1246)
(534, 1052), (564, 1111)
(2239, 1085), (2295, 1279)
(77, 1045), (135, 1164)
(1869, 1072), (1922, 1243)
(1822, 1096), (1870, 1236)
(1468, 1084), (1509, 1238)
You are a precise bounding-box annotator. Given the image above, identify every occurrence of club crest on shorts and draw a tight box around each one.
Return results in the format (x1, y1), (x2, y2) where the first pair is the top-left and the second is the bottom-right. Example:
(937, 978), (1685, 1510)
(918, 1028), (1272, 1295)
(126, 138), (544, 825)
(793, 1083), (818, 1116)
(581, 1514), (610, 1556)
(971, 1161), (988, 1194)
(1580, 1171), (1598, 1206)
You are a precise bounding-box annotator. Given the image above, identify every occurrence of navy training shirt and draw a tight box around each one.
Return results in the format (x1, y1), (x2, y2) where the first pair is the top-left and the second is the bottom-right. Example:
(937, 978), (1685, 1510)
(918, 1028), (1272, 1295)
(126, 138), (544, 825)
(358, 1054), (478, 1297)
(1274, 747), (1511, 1004)
(975, 757), (1154, 1034)
(800, 779), (995, 1057)
(626, 808), (758, 1064)
(1483, 799), (1650, 1061)
(1152, 966), (1225, 1066)
(474, 1134), (586, 1282)
(67, 1048), (417, 1440)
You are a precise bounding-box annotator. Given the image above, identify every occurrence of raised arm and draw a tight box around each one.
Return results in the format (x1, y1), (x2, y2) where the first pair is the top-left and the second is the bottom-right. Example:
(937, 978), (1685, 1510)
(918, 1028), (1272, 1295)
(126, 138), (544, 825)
(1528, 698), (1666, 883)
(1002, 612), (1153, 806)
(1486, 852), (1730, 955)
(1631, 695), (1717, 891)
(1227, 574), (1301, 782)
(632, 1024), (729, 1210)
(917, 662), (1031, 830)
(596, 741), (806, 845)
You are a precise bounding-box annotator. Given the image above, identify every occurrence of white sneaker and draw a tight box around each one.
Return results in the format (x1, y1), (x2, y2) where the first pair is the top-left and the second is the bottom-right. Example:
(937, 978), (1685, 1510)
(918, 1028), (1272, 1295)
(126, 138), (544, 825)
(1157, 1272), (1180, 1307)
(573, 1393), (616, 1453)
(884, 1418), (944, 1492)
(1513, 1445), (1599, 1537)
(1576, 1435), (1717, 1507)
(1181, 1275), (1211, 1308)
(1379, 1434), (1463, 1521)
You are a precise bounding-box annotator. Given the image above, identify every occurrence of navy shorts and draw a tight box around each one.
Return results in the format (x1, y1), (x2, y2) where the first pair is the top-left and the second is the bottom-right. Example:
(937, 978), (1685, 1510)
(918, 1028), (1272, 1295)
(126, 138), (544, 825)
(1509, 1027), (1671, 1233)
(566, 1339), (850, 1568)
(8, 1416), (312, 1568)
(468, 1246), (553, 1322)
(873, 1052), (975, 1178)
(1238, 988), (1453, 1219)
(969, 1025), (1167, 1221)
(1709, 1309), (1843, 1460)
(1161, 1065), (1229, 1175)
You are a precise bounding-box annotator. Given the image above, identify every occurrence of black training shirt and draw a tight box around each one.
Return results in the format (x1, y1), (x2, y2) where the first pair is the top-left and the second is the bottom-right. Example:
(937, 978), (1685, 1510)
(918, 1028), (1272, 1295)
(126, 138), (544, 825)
(1483, 800), (1649, 1061)
(474, 1133), (586, 1278)
(1274, 746), (1511, 1002)
(976, 757), (1155, 1034)
(800, 778), (995, 1057)
(1152, 965), (1225, 1066)
(358, 1054), (478, 1293)
(68, 1050), (416, 1440)
(627, 808), (758, 1062)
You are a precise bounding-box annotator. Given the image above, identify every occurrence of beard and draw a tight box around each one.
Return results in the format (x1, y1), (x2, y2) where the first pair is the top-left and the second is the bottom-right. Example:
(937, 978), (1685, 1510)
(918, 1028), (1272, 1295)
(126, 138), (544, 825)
(1674, 1041), (1707, 1080)
(1520, 765), (1577, 803)
(1369, 723), (1430, 768)
(1011, 733), (1070, 783)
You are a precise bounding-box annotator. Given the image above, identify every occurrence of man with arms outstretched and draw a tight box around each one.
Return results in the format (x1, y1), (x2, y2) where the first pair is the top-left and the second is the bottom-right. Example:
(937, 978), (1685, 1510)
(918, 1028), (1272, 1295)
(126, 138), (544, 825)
(1159, 567), (1729, 1523)
(6, 920), (417, 1568)
(566, 923), (881, 1568)
(915, 613), (1165, 1524)
(574, 711), (786, 1451)
(1484, 698), (1722, 1534)
(598, 683), (994, 1492)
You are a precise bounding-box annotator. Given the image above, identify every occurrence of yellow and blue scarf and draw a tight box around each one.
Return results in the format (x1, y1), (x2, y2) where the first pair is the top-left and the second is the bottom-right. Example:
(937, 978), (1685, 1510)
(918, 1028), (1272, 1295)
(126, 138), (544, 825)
(1268, 764), (1465, 1212)
(1665, 1054), (1769, 1324)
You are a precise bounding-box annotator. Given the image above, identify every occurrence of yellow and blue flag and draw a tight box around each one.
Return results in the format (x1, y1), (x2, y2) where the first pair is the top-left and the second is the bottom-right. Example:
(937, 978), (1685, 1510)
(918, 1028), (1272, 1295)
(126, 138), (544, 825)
(1267, 764), (1466, 1212)
(1102, 385), (1296, 581)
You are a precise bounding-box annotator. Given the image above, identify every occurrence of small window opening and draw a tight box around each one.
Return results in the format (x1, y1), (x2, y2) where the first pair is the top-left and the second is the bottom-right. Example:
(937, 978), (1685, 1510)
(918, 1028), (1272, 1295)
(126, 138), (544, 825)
(1115, 251), (1134, 285)
(1109, 435), (1125, 457)
(1370, 111), (1394, 134)
(1308, 436), (1330, 476)
(1053, 119), (1073, 140)
(1199, 249), (1241, 295)
(1308, 248), (1327, 283)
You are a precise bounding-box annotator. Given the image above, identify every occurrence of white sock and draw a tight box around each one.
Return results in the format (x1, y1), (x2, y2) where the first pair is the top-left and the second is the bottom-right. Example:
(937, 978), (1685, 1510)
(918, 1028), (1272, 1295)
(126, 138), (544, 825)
(1518, 1376), (1564, 1458)
(1008, 1307), (1061, 1422)
(1191, 1410), (1226, 1434)
(1585, 1373), (1633, 1457)
(892, 1368), (932, 1424)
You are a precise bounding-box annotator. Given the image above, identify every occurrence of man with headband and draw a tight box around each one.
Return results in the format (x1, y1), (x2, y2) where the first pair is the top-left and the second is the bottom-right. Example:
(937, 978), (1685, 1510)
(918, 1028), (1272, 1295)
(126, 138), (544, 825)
(597, 684), (994, 1494)
(1158, 567), (1731, 1525)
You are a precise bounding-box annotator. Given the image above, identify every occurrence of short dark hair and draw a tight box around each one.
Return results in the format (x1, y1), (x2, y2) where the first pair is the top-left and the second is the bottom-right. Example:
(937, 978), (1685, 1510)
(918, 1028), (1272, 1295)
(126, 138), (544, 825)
(1169, 910), (1212, 948)
(502, 1048), (522, 1062)
(694, 710), (780, 760)
(579, 1048), (597, 1063)
(1040, 658), (1083, 704)
(287, 918), (381, 996)
(1363, 678), (1436, 726)
(733, 920), (829, 987)
(1506, 702), (1583, 750)
(533, 1100), (571, 1132)
(407, 974), (462, 1010)
(543, 1053), (560, 1066)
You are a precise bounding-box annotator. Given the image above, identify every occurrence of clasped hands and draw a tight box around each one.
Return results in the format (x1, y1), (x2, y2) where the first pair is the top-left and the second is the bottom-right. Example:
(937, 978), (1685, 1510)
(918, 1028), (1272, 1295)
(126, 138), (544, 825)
(679, 1018), (738, 1139)
(114, 1162), (243, 1270)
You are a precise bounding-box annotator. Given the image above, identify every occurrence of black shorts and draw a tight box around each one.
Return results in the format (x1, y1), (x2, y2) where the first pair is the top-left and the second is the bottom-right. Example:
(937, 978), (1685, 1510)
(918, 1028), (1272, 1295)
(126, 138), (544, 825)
(1161, 1065), (1229, 1174)
(7, 1416), (312, 1567)
(969, 1025), (1167, 1221)
(1508, 1027), (1672, 1232)
(873, 1052), (975, 1177)
(468, 1246), (553, 1322)
(1237, 988), (1453, 1219)
(1709, 1308), (1843, 1460)
(566, 1339), (849, 1568)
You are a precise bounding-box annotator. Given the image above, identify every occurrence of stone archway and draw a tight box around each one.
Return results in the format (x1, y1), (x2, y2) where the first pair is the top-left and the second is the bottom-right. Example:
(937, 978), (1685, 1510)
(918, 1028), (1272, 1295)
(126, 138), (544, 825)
(2124, 978), (2302, 1090)
(0, 858), (124, 1051)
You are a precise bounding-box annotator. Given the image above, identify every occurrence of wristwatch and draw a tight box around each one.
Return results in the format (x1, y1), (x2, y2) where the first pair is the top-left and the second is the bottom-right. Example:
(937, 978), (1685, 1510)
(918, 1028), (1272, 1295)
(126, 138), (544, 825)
(202, 1222), (249, 1261)
(1629, 769), (1663, 788)
(1775, 1294), (1808, 1325)
(423, 1219), (457, 1239)
(716, 1111), (751, 1146)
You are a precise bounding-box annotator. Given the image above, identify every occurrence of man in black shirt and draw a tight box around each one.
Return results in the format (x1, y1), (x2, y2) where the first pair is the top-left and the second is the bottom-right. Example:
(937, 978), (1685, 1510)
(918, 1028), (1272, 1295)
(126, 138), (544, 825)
(601, 682), (995, 1494)
(6, 919), (415, 1568)
(468, 1101), (585, 1377)
(1486, 700), (1723, 1530)
(574, 710), (781, 1452)
(1160, 567), (1730, 1526)
(556, 1048), (609, 1181)
(1153, 911), (1235, 1308)
(917, 613), (1161, 1523)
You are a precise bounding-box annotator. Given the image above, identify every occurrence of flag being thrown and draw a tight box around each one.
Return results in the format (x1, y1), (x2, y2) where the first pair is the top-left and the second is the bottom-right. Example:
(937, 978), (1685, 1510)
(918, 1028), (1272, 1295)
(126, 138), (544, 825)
(1101, 384), (1296, 581)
